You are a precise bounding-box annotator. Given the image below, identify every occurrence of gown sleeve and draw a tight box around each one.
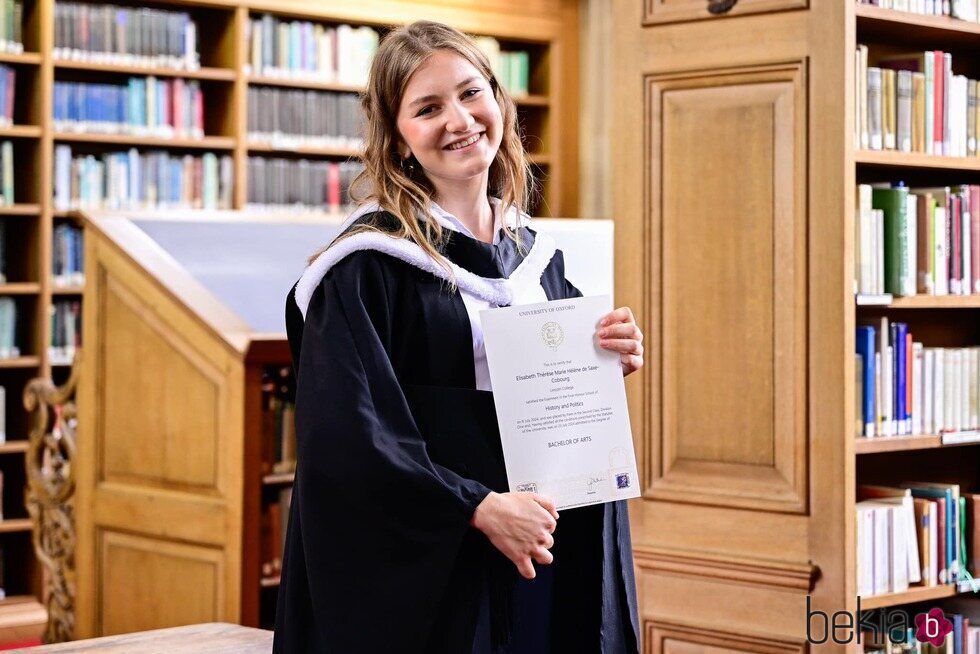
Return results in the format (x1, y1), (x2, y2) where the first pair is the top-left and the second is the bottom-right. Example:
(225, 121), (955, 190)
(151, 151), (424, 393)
(274, 251), (493, 652)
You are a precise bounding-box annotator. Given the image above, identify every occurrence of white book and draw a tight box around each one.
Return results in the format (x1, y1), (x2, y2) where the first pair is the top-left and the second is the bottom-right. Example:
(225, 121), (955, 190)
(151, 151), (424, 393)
(925, 348), (935, 434)
(974, 348), (980, 429)
(943, 348), (960, 431)
(962, 349), (970, 429)
(874, 506), (892, 594)
(857, 506), (875, 596)
(859, 185), (874, 294)
(935, 349), (946, 433)
(913, 342), (924, 434)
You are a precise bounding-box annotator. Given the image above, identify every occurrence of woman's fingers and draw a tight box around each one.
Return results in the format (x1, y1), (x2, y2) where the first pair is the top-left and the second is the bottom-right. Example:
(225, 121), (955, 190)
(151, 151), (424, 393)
(599, 306), (635, 327)
(598, 322), (643, 341)
(529, 493), (559, 520)
(517, 557), (536, 580)
(533, 547), (554, 566)
(600, 338), (644, 356)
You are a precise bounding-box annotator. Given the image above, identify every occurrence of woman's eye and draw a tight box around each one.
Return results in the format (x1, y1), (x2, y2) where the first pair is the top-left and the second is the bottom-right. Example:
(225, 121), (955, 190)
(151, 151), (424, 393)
(417, 105), (436, 117)
(463, 88), (481, 99)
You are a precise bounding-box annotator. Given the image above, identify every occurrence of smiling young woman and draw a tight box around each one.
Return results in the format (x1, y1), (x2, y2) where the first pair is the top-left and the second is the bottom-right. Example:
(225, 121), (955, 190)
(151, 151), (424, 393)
(275, 20), (645, 654)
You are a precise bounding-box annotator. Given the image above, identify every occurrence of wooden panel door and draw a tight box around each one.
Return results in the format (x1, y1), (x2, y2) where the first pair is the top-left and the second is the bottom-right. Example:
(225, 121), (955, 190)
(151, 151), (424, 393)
(75, 235), (247, 638)
(612, 2), (852, 651)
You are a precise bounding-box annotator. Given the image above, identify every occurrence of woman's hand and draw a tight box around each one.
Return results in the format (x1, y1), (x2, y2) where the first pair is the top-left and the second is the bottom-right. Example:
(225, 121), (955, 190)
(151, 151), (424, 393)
(598, 307), (644, 377)
(470, 491), (558, 579)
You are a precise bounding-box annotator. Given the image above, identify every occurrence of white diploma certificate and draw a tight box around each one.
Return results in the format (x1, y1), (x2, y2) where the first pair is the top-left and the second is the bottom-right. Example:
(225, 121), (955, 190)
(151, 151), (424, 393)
(480, 294), (640, 510)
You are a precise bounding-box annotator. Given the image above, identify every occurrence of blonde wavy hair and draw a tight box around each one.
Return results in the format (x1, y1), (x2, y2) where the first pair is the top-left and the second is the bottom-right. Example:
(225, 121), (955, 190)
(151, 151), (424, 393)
(309, 20), (535, 274)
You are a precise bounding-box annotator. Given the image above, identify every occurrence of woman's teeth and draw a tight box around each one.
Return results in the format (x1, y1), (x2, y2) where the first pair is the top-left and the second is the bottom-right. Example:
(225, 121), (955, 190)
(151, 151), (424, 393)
(447, 134), (481, 150)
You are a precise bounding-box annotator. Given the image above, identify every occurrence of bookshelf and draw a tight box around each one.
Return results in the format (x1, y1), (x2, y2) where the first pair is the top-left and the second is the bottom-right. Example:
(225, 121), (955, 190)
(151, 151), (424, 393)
(0, 0), (579, 640)
(611, 2), (980, 652)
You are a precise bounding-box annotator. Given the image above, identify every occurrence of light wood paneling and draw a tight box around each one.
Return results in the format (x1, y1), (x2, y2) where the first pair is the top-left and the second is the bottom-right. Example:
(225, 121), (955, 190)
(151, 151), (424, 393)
(647, 622), (806, 654)
(648, 62), (808, 513)
(614, 1), (852, 650)
(100, 531), (224, 635)
(100, 276), (223, 490)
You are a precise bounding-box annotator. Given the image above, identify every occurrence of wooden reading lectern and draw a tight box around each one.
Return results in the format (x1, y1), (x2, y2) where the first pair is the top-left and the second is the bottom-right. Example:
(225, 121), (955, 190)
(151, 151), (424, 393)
(73, 210), (613, 637)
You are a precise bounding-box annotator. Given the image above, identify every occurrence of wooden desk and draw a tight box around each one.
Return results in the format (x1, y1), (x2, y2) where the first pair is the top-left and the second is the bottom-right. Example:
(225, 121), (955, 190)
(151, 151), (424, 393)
(12, 623), (272, 652)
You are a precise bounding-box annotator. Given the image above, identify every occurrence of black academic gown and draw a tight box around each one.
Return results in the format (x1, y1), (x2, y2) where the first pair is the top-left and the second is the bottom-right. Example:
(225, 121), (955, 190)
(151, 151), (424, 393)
(273, 212), (640, 654)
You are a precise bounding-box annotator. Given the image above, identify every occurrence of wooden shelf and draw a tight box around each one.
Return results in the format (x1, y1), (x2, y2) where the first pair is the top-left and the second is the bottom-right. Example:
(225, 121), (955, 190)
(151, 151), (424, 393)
(262, 472), (294, 486)
(51, 285), (85, 295)
(0, 595), (46, 638)
(0, 283), (40, 295)
(529, 153), (551, 166)
(247, 74), (363, 93)
(53, 132), (236, 150)
(855, 149), (980, 171)
(247, 142), (361, 158)
(855, 4), (980, 47)
(0, 52), (40, 66)
(885, 294), (980, 309)
(859, 584), (964, 610)
(855, 434), (942, 454)
(0, 204), (40, 216)
(54, 59), (236, 81)
(0, 125), (41, 139)
(0, 356), (39, 369)
(259, 575), (280, 588)
(515, 94), (549, 107)
(0, 441), (28, 455)
(0, 519), (32, 534)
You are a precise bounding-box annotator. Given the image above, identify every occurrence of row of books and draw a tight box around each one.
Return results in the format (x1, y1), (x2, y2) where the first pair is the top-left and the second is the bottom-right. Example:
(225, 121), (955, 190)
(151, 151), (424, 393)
(0, 221), (6, 284)
(0, 65), (15, 127)
(245, 15), (378, 87)
(0, 1), (21, 54)
(473, 37), (533, 98)
(53, 146), (233, 212)
(246, 87), (363, 150)
(855, 184), (979, 297)
(0, 297), (17, 359)
(245, 158), (361, 213)
(863, 604), (980, 654)
(262, 367), (296, 476)
(54, 4), (199, 70)
(53, 78), (205, 140)
(49, 300), (79, 366)
(856, 484), (978, 596)
(856, 47), (980, 157)
(261, 486), (292, 580)
(52, 224), (83, 288)
(858, 0), (980, 21)
(856, 319), (980, 438)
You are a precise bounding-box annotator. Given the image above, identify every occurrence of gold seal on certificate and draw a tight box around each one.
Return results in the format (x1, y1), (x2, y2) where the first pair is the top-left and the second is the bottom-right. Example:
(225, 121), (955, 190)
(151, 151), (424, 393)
(480, 294), (640, 510)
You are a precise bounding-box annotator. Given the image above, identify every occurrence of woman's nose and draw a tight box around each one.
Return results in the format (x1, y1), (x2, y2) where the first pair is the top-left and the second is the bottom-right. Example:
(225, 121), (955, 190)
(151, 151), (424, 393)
(445, 102), (475, 133)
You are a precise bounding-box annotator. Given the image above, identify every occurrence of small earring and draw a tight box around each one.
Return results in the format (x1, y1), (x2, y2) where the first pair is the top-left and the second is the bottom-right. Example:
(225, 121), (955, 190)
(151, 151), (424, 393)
(401, 154), (416, 174)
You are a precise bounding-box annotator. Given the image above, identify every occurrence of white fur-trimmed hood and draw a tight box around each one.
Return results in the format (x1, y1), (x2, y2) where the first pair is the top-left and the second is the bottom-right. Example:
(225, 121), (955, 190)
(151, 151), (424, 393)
(294, 204), (557, 319)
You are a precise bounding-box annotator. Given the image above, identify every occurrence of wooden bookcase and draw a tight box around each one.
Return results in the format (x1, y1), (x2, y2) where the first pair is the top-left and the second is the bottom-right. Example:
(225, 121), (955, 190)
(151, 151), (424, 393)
(0, 0), (579, 638)
(610, 2), (980, 652)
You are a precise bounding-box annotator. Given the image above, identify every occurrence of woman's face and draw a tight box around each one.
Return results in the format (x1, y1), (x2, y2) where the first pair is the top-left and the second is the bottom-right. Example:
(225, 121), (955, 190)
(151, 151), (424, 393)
(395, 49), (503, 188)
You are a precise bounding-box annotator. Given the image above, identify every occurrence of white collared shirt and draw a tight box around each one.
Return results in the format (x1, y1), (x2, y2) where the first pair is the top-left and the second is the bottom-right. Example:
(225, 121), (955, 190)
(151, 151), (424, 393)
(430, 199), (547, 391)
